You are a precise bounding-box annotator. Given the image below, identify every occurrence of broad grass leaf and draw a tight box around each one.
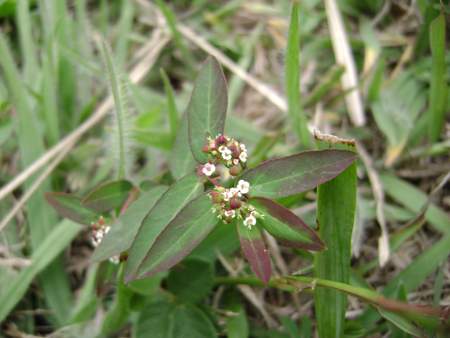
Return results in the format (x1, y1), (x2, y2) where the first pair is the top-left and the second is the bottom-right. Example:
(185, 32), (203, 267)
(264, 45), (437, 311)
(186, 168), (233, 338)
(241, 149), (356, 199)
(428, 13), (448, 141)
(237, 221), (271, 284)
(82, 180), (133, 212)
(314, 161), (357, 338)
(188, 56), (227, 162)
(45, 192), (98, 225)
(92, 185), (168, 262)
(135, 193), (217, 279)
(125, 174), (202, 280)
(251, 197), (324, 251)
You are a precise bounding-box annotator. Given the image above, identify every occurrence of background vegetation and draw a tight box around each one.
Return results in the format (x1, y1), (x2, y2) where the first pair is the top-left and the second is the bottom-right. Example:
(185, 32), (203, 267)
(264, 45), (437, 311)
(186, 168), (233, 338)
(0, 0), (448, 337)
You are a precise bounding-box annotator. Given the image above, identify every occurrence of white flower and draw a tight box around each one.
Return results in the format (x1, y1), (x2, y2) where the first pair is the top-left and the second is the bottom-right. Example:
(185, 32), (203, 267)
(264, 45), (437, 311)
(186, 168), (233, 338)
(239, 151), (247, 163)
(233, 159), (239, 165)
(202, 163), (216, 176)
(109, 255), (120, 264)
(243, 214), (256, 228)
(237, 180), (250, 194)
(230, 187), (241, 197)
(219, 146), (232, 161)
(240, 143), (247, 152)
(223, 189), (233, 201)
(224, 209), (236, 218)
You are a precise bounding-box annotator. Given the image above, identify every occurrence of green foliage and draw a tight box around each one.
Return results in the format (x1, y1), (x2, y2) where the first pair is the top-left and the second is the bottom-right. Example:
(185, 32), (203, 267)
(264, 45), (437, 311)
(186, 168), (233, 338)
(188, 57), (228, 162)
(314, 152), (357, 338)
(285, 2), (312, 148)
(167, 259), (215, 303)
(81, 179), (133, 212)
(134, 297), (217, 338)
(428, 13), (448, 141)
(241, 150), (356, 198)
(1, 2), (448, 336)
(0, 220), (82, 323)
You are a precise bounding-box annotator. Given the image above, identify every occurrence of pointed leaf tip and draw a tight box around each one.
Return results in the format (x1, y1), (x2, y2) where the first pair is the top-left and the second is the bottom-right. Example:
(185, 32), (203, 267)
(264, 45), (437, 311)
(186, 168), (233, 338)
(45, 192), (97, 225)
(242, 149), (357, 199)
(188, 56), (228, 162)
(252, 197), (325, 251)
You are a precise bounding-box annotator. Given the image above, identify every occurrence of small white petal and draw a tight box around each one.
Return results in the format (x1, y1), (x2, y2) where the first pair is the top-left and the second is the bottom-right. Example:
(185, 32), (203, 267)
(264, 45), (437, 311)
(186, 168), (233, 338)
(239, 151), (247, 163)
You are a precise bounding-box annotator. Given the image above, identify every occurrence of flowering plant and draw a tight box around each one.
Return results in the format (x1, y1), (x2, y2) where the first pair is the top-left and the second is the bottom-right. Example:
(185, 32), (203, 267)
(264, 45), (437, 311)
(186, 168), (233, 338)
(46, 57), (356, 283)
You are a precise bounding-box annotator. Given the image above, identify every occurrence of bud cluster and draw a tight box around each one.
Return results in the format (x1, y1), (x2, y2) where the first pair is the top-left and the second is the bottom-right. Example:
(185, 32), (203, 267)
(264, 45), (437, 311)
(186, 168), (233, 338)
(209, 179), (261, 229)
(200, 134), (248, 178)
(90, 216), (119, 263)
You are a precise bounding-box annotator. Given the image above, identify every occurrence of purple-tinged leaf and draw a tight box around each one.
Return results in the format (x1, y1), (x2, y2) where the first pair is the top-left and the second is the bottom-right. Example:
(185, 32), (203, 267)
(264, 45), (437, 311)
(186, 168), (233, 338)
(241, 149), (356, 198)
(82, 180), (133, 212)
(125, 174), (203, 279)
(237, 222), (271, 284)
(188, 56), (228, 162)
(133, 194), (217, 280)
(251, 197), (325, 251)
(45, 192), (98, 225)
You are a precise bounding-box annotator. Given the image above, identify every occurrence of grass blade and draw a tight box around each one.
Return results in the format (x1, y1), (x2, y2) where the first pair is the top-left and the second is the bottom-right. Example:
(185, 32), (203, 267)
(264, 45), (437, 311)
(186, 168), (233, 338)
(428, 12), (448, 141)
(0, 220), (82, 323)
(160, 68), (179, 142)
(285, 2), (312, 148)
(314, 148), (357, 337)
(100, 39), (131, 180)
(0, 31), (73, 325)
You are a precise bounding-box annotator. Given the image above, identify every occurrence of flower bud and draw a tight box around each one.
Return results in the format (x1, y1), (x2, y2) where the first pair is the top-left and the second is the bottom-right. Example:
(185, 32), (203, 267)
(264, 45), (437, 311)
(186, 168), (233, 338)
(216, 134), (227, 145)
(229, 143), (240, 158)
(210, 191), (223, 203)
(229, 165), (241, 176)
(230, 197), (242, 209)
(202, 145), (210, 153)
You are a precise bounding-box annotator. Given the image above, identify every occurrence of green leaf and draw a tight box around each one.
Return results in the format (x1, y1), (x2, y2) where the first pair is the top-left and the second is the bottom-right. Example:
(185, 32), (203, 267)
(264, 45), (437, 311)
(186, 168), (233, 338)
(237, 221), (271, 284)
(188, 56), (228, 162)
(379, 309), (422, 337)
(101, 264), (133, 336)
(169, 111), (197, 179)
(314, 161), (357, 338)
(380, 174), (450, 234)
(371, 73), (426, 165)
(160, 68), (179, 142)
(428, 13), (448, 141)
(285, 2), (312, 148)
(241, 149), (356, 199)
(45, 192), (98, 225)
(134, 298), (217, 338)
(82, 180), (133, 213)
(167, 259), (214, 303)
(251, 197), (324, 251)
(125, 174), (202, 279)
(92, 185), (168, 262)
(100, 39), (131, 179)
(0, 220), (82, 323)
(134, 193), (217, 279)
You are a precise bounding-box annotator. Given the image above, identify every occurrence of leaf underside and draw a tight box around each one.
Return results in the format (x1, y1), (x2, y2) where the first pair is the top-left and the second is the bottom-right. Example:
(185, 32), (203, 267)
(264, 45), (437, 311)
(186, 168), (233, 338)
(237, 221), (271, 284)
(251, 197), (325, 251)
(45, 192), (98, 225)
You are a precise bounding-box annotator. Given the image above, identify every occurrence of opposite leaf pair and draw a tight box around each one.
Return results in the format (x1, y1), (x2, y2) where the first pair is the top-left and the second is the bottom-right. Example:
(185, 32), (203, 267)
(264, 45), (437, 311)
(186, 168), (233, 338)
(46, 57), (356, 283)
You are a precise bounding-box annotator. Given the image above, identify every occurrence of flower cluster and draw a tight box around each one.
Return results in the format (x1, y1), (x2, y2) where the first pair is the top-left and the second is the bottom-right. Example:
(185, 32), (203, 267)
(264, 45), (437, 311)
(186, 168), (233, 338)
(90, 216), (119, 263)
(209, 179), (261, 229)
(200, 134), (248, 178)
